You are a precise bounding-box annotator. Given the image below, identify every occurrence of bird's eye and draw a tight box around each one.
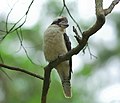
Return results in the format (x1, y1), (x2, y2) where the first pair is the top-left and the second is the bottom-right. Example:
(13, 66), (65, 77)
(58, 19), (62, 22)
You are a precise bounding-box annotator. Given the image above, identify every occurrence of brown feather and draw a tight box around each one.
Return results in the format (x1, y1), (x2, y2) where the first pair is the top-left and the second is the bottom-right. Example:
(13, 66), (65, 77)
(63, 33), (72, 79)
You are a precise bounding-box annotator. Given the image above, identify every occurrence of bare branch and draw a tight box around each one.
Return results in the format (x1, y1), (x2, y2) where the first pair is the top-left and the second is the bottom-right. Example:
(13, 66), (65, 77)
(1, 0), (35, 41)
(59, 6), (65, 16)
(0, 63), (44, 80)
(0, 52), (4, 63)
(6, 8), (13, 33)
(41, 67), (52, 103)
(83, 0), (105, 39)
(73, 26), (82, 44)
(16, 28), (23, 52)
(26, 0), (34, 15)
(0, 52), (12, 80)
(87, 44), (98, 59)
(0, 29), (6, 33)
(5, 0), (18, 33)
(16, 29), (37, 65)
(104, 0), (120, 16)
(0, 69), (12, 80)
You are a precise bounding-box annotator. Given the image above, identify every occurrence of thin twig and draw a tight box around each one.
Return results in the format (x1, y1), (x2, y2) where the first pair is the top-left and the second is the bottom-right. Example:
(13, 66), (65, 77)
(87, 44), (97, 59)
(0, 52), (4, 63)
(5, 0), (18, 33)
(1, 0), (34, 41)
(16, 28), (23, 52)
(0, 63), (44, 80)
(73, 26), (82, 44)
(26, 0), (34, 15)
(2, 7), (26, 40)
(10, 0), (34, 33)
(0, 51), (12, 80)
(16, 29), (37, 65)
(0, 69), (12, 80)
(6, 8), (13, 33)
(10, 15), (27, 33)
(0, 29), (6, 33)
(59, 6), (65, 16)
(63, 0), (82, 34)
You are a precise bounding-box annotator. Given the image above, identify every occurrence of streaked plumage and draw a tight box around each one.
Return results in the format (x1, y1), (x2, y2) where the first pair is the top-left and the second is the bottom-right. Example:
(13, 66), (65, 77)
(44, 16), (72, 97)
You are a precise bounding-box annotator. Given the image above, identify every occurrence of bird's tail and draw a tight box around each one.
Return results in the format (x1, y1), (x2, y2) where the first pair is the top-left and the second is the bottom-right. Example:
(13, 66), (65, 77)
(62, 80), (72, 98)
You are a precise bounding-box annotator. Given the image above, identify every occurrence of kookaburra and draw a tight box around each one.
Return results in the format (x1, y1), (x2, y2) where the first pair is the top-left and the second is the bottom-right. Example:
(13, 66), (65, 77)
(43, 16), (72, 98)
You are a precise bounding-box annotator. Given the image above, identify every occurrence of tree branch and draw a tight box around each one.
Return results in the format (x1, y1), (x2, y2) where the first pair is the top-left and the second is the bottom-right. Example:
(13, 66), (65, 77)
(83, 0), (105, 39)
(63, 0), (82, 34)
(41, 66), (52, 103)
(0, 63), (44, 80)
(104, 0), (120, 16)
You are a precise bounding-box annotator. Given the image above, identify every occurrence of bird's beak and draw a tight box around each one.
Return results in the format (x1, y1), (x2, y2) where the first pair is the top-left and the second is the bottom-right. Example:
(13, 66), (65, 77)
(59, 21), (69, 28)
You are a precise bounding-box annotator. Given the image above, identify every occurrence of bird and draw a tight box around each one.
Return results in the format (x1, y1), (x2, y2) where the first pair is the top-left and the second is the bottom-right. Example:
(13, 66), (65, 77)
(43, 16), (72, 98)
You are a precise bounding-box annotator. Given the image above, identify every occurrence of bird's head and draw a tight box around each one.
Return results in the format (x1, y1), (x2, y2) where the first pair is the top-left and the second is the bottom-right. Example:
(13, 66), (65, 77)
(51, 16), (69, 29)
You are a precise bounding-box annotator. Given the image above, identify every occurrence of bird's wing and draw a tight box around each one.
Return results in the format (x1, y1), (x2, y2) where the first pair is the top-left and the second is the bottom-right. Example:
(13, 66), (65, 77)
(63, 33), (72, 79)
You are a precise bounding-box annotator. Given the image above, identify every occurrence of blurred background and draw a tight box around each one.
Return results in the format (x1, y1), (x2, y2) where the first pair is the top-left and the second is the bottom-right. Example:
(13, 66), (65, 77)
(0, 0), (120, 103)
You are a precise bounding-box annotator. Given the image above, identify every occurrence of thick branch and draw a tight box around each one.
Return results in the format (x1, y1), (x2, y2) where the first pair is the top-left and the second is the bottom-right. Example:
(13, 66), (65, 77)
(83, 0), (105, 39)
(83, 14), (105, 39)
(0, 63), (44, 80)
(41, 67), (52, 103)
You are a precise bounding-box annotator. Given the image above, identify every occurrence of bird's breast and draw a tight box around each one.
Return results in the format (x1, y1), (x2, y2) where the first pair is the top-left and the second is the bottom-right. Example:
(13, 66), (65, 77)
(44, 28), (67, 62)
